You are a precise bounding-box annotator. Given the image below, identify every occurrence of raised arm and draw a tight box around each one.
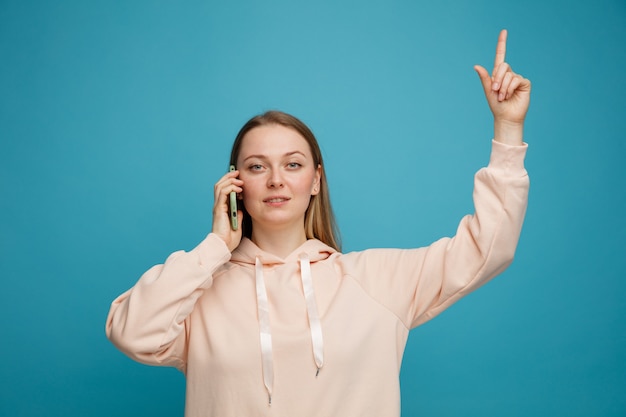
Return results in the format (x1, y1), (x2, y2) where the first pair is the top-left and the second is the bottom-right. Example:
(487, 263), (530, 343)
(474, 29), (531, 146)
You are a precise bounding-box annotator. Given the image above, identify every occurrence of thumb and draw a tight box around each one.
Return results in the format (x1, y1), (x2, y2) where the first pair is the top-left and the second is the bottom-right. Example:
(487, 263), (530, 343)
(473, 64), (492, 93)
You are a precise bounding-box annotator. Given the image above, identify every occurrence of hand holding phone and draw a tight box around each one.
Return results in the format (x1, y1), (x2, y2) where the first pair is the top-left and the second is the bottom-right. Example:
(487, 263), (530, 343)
(229, 165), (238, 231)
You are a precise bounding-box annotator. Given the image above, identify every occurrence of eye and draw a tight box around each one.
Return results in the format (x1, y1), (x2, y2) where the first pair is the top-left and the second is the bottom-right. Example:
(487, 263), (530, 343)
(286, 162), (302, 169)
(248, 164), (264, 171)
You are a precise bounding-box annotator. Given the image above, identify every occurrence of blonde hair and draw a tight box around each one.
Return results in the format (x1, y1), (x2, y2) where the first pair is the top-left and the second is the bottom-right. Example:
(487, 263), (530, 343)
(229, 110), (341, 252)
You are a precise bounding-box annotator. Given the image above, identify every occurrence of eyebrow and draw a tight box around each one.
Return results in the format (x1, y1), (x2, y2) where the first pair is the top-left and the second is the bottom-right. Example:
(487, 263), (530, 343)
(242, 150), (307, 162)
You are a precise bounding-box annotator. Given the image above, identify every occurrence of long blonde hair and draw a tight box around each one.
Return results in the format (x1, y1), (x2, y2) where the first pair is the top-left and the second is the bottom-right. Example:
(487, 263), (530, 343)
(229, 110), (341, 252)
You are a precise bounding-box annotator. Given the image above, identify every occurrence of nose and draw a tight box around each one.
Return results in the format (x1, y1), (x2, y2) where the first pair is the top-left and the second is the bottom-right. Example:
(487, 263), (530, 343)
(267, 169), (284, 188)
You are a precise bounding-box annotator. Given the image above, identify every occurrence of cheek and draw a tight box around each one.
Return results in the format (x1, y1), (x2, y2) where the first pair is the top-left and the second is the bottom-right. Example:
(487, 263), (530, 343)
(239, 176), (262, 198)
(296, 177), (317, 194)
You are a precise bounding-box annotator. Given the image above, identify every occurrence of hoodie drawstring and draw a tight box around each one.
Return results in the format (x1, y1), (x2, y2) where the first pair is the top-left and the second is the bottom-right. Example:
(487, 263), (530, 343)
(299, 253), (324, 376)
(254, 254), (325, 406)
(255, 257), (273, 405)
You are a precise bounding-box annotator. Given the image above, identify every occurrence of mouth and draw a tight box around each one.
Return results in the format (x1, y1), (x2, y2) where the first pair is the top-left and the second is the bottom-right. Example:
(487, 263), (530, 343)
(263, 196), (290, 203)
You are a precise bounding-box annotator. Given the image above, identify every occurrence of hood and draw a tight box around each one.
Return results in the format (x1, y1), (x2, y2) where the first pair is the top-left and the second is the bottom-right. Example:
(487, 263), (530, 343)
(230, 237), (336, 266)
(229, 237), (337, 406)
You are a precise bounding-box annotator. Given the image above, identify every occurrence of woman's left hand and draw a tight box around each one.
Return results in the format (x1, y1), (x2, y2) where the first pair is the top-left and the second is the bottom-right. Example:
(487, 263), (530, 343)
(474, 30), (531, 144)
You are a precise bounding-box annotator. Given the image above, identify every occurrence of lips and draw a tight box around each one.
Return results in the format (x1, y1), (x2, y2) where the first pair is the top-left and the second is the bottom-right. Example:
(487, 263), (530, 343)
(263, 196), (290, 203)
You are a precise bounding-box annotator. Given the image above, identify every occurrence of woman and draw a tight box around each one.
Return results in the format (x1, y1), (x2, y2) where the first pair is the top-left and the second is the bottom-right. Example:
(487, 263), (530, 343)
(106, 30), (530, 416)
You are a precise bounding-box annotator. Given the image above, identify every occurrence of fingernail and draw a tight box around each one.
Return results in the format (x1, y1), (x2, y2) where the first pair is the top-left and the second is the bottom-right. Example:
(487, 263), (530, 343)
(492, 82), (500, 91)
(498, 92), (505, 101)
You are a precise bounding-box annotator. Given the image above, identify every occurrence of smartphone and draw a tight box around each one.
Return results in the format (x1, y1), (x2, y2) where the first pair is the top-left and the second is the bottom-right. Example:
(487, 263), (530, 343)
(229, 165), (238, 231)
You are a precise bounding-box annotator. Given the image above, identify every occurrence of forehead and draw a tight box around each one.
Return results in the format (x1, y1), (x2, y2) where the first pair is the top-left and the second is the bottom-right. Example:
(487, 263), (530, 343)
(239, 124), (312, 158)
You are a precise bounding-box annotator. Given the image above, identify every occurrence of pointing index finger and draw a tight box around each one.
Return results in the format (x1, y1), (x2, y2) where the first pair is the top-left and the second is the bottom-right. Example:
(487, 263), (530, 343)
(493, 29), (508, 72)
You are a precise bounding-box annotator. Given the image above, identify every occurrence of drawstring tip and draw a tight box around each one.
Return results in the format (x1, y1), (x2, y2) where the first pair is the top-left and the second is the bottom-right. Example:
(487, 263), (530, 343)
(316, 367), (321, 377)
(268, 394), (272, 406)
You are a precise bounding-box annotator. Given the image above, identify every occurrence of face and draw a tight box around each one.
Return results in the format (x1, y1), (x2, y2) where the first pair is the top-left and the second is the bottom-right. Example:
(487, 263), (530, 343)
(236, 124), (321, 234)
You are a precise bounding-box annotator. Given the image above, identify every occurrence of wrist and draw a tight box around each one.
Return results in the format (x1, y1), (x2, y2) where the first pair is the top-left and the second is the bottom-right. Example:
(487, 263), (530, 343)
(494, 119), (524, 146)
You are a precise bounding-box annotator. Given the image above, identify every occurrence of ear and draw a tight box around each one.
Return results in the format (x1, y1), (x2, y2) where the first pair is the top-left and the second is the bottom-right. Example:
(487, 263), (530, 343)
(311, 164), (322, 196)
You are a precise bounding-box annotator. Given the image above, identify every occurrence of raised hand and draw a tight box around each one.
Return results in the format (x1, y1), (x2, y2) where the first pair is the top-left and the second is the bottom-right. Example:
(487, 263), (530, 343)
(474, 30), (531, 145)
(212, 169), (244, 252)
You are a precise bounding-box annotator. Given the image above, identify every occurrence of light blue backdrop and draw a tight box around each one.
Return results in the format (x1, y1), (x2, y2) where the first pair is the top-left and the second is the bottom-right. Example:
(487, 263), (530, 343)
(1, 1), (625, 416)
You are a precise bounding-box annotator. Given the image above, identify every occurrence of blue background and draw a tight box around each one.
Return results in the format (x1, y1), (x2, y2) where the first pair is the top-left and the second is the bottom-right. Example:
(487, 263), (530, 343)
(1, 1), (625, 416)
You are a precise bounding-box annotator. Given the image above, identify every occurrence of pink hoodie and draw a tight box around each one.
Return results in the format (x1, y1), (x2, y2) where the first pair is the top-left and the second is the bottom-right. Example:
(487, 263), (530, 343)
(106, 140), (529, 417)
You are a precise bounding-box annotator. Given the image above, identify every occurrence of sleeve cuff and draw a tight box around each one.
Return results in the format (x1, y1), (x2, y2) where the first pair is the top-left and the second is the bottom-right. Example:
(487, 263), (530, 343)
(192, 233), (232, 269)
(488, 139), (528, 176)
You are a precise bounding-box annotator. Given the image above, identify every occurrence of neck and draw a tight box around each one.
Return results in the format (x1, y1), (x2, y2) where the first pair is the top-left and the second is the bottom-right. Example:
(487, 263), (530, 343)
(251, 225), (308, 259)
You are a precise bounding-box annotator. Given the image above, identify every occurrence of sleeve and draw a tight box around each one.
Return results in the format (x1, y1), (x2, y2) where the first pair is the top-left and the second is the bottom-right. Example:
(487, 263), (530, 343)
(105, 233), (232, 369)
(342, 140), (529, 329)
